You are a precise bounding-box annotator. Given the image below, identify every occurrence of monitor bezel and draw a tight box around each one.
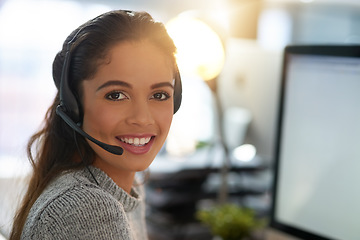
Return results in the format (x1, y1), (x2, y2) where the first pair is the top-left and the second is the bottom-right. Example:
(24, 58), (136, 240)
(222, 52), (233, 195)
(269, 45), (360, 240)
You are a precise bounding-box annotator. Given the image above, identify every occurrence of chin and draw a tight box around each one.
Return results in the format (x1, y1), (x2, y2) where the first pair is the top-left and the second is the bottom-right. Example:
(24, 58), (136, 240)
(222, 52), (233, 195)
(126, 155), (155, 172)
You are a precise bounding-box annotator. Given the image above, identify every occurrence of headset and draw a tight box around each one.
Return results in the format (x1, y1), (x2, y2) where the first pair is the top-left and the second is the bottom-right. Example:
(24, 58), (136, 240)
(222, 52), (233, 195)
(55, 12), (182, 155)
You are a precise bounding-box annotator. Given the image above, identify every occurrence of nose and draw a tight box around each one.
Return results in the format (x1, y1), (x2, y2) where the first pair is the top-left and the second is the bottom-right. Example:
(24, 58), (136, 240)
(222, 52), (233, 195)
(126, 101), (155, 126)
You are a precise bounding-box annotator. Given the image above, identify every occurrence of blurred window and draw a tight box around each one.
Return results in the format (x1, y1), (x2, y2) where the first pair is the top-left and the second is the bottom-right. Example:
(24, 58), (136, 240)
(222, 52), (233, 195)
(0, 0), (111, 175)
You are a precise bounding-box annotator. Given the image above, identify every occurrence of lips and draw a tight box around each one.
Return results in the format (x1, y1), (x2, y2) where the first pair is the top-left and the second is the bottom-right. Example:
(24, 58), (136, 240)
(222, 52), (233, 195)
(116, 135), (155, 155)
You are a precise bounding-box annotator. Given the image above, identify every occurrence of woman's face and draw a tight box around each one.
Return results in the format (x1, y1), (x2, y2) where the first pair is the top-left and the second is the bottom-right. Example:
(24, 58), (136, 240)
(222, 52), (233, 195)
(81, 40), (174, 178)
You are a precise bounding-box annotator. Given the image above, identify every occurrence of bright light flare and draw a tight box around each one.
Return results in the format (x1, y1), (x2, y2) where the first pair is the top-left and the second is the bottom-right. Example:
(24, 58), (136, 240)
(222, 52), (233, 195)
(166, 15), (225, 81)
(233, 144), (256, 162)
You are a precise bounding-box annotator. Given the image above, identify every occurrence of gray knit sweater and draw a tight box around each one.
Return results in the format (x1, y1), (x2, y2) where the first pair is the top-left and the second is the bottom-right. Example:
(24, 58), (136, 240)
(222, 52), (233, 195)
(21, 166), (148, 240)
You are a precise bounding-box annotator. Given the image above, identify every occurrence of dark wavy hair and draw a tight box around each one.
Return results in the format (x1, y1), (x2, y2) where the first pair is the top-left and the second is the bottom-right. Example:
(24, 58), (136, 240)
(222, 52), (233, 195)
(10, 10), (177, 240)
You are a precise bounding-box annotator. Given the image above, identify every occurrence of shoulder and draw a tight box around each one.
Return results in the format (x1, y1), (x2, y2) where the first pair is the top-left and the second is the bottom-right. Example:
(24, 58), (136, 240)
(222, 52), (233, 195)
(44, 178), (123, 216)
(22, 171), (132, 239)
(34, 170), (122, 216)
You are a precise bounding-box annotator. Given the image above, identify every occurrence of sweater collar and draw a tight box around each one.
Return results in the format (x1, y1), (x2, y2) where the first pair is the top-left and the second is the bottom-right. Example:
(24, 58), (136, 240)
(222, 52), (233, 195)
(82, 166), (141, 212)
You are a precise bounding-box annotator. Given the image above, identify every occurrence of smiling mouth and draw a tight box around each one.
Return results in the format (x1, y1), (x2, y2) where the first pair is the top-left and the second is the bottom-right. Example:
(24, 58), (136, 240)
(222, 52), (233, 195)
(118, 136), (152, 147)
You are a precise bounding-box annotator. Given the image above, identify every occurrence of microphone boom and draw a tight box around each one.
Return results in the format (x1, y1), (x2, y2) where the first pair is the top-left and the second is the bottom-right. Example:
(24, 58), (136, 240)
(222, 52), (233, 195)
(56, 105), (124, 155)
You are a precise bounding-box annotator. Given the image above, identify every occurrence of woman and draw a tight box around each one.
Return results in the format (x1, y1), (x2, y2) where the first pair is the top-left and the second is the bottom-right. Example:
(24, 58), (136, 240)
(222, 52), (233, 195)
(10, 10), (181, 240)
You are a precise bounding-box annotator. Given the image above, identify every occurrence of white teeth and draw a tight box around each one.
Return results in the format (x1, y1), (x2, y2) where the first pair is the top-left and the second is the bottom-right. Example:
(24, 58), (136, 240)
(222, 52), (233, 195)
(120, 137), (151, 146)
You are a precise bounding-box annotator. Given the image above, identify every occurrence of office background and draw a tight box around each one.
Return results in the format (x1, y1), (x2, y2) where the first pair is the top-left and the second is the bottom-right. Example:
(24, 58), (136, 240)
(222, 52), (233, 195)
(0, 0), (359, 239)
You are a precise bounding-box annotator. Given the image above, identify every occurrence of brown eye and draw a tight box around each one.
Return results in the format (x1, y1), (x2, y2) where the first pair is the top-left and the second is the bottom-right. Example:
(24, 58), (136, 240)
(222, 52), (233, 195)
(152, 92), (170, 101)
(105, 91), (127, 101)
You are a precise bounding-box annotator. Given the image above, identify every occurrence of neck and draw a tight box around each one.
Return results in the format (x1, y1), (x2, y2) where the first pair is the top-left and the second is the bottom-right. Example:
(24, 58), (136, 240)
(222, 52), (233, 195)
(111, 171), (136, 194)
(92, 162), (135, 194)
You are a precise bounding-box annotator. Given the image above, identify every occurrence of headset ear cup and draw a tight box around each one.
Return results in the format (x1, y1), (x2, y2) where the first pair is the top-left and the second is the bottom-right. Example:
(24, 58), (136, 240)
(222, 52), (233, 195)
(58, 46), (81, 123)
(173, 69), (182, 114)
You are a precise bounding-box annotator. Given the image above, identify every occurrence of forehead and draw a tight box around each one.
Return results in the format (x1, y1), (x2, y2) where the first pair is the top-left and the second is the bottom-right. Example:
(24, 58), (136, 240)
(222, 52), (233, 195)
(105, 40), (173, 67)
(85, 40), (174, 87)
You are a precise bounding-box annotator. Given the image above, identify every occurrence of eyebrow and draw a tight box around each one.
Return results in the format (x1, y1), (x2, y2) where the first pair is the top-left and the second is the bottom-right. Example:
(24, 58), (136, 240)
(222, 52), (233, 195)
(96, 80), (132, 91)
(96, 80), (174, 91)
(151, 82), (174, 89)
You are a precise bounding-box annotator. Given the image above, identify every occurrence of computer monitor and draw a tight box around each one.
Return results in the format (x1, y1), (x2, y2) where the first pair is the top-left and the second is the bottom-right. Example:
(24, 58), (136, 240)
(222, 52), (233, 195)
(270, 45), (360, 240)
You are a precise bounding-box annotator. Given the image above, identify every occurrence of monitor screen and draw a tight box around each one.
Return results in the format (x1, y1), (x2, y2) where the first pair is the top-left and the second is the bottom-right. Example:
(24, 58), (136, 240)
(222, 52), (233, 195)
(270, 45), (360, 240)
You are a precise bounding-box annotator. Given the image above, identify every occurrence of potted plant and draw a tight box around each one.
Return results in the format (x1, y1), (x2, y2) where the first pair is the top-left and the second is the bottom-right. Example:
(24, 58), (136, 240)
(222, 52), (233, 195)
(196, 204), (266, 240)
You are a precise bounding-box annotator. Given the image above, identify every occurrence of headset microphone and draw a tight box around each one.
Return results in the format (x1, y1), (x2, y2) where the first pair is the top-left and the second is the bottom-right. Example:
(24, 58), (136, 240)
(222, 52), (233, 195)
(56, 105), (124, 155)
(56, 26), (124, 156)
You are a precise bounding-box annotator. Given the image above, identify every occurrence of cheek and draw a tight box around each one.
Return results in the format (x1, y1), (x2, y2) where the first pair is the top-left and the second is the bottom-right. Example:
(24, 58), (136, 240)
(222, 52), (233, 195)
(155, 107), (173, 135)
(83, 102), (118, 133)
